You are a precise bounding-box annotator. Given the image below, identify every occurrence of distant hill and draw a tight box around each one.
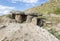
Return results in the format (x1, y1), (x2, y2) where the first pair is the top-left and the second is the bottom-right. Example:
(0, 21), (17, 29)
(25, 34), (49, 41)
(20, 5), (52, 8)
(25, 0), (60, 14)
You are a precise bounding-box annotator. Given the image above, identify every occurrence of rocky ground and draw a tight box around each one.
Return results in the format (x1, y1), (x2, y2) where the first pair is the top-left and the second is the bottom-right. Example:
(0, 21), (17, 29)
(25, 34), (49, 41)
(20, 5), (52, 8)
(0, 23), (60, 41)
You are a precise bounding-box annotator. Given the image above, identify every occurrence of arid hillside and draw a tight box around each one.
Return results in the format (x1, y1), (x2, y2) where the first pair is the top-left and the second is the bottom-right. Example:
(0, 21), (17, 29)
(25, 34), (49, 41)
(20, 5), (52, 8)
(25, 0), (60, 14)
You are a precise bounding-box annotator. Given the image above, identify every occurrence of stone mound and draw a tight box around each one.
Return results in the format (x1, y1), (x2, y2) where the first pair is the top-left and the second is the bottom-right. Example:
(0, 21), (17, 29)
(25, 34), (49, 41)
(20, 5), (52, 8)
(0, 23), (59, 41)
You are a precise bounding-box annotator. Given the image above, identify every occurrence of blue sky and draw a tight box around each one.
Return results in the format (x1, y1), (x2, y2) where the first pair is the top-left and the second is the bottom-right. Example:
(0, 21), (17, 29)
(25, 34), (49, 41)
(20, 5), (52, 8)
(0, 0), (48, 15)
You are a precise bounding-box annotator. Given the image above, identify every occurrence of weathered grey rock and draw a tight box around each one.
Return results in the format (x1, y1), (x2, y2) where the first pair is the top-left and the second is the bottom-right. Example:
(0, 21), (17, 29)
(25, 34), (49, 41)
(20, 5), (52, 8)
(10, 10), (24, 15)
(26, 12), (42, 16)
(31, 17), (37, 25)
(26, 15), (33, 23)
(0, 25), (6, 29)
(15, 14), (22, 23)
(0, 23), (59, 41)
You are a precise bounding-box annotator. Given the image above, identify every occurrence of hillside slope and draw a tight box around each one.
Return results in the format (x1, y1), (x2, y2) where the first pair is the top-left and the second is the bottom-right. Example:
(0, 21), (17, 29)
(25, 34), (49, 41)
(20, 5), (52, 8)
(25, 0), (60, 14)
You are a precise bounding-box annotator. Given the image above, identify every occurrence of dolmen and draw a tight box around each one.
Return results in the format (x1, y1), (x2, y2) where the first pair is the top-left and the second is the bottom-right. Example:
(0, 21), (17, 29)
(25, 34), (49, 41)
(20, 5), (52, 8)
(10, 10), (44, 27)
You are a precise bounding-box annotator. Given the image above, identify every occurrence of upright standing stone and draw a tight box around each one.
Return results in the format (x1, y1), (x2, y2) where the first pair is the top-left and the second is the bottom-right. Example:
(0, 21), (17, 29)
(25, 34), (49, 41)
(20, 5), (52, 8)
(26, 15), (33, 23)
(31, 17), (37, 25)
(15, 14), (22, 23)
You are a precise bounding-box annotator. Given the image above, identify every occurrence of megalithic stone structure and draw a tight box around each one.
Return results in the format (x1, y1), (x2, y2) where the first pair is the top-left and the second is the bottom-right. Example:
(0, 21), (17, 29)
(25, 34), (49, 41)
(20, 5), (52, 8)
(10, 10), (44, 27)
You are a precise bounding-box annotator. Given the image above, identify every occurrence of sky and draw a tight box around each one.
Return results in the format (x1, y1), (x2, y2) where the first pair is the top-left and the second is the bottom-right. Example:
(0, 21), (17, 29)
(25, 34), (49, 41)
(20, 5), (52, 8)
(0, 0), (48, 15)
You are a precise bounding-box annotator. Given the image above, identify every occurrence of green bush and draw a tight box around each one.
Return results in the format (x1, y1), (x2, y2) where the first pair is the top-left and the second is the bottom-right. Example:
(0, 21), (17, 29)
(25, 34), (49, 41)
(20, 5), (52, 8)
(53, 8), (60, 14)
(56, 35), (60, 39)
(48, 29), (57, 35)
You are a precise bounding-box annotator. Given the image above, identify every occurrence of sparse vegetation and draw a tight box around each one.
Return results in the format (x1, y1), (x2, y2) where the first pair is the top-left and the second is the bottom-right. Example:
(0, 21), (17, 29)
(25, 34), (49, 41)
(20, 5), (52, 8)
(48, 29), (57, 35)
(6, 14), (12, 18)
(25, 0), (60, 14)
(48, 29), (60, 39)
(53, 8), (60, 14)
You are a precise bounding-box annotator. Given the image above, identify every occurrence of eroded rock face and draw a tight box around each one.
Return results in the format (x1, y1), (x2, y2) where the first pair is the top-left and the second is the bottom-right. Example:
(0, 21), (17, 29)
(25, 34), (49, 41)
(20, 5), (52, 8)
(0, 23), (59, 41)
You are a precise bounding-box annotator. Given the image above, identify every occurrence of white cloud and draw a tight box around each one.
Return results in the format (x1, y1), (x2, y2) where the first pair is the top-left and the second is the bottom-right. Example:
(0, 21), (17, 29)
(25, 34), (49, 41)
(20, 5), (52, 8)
(0, 5), (15, 15)
(25, 3), (36, 6)
(10, 0), (38, 4)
